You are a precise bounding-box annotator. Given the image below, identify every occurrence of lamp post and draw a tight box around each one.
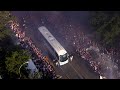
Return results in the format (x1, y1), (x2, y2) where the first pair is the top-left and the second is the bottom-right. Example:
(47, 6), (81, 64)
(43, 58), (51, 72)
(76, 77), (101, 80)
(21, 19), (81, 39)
(19, 61), (29, 79)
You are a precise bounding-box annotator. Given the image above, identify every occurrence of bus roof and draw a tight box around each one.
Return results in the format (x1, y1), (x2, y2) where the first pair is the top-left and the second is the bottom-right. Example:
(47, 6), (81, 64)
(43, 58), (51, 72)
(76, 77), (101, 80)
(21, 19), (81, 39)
(38, 26), (67, 56)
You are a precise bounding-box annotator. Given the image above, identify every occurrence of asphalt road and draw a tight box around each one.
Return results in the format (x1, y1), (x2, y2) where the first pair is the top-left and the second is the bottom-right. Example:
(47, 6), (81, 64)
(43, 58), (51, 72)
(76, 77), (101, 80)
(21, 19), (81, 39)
(12, 11), (99, 79)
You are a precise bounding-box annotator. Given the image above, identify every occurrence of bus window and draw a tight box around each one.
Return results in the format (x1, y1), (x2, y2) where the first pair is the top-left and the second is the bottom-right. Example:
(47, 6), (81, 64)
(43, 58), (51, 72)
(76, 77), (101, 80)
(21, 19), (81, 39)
(55, 52), (59, 60)
(60, 53), (68, 62)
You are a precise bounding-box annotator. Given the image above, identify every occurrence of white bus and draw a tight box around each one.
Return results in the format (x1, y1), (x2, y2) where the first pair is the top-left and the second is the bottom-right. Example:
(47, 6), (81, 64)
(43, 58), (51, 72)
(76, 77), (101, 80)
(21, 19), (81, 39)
(38, 26), (73, 66)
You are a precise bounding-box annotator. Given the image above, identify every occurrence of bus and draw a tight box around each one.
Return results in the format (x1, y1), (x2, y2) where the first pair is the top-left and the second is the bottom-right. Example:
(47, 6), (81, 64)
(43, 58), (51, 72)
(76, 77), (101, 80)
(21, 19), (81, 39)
(38, 26), (73, 66)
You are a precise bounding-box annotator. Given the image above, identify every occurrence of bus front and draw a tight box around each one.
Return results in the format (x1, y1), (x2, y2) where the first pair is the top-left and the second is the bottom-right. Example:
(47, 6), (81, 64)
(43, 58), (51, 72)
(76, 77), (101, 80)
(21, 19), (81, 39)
(57, 50), (73, 66)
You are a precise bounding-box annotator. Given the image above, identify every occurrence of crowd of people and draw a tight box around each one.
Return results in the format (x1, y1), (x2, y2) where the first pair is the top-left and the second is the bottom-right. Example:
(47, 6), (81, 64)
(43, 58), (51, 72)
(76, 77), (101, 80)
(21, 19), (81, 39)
(8, 12), (120, 79)
(41, 15), (118, 79)
(55, 22), (120, 79)
(17, 12), (120, 79)
(8, 20), (57, 79)
(38, 13), (120, 79)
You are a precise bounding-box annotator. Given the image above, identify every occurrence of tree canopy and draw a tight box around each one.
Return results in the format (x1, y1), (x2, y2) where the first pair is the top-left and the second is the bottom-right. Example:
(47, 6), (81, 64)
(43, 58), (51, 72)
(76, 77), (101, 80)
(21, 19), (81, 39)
(0, 11), (31, 79)
(0, 11), (48, 79)
(90, 11), (120, 48)
(0, 11), (11, 29)
(5, 50), (30, 76)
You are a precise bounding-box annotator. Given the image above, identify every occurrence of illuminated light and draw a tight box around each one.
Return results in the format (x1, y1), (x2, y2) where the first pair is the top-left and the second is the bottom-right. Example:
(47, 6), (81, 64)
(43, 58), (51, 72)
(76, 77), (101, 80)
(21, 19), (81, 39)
(100, 75), (107, 79)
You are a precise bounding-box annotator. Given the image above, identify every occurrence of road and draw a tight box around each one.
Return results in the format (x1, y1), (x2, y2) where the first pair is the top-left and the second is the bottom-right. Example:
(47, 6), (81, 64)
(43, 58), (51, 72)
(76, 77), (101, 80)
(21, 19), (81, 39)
(12, 11), (99, 79)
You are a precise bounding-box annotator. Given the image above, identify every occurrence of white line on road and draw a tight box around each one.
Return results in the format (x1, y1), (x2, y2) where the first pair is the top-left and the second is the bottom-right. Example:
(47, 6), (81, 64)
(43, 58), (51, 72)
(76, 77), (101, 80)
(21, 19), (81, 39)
(69, 62), (84, 79)
(60, 67), (70, 79)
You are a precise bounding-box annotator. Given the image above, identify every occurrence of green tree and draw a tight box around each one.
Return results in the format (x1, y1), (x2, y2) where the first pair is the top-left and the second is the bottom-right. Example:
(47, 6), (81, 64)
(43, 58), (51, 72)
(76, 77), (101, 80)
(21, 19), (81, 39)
(20, 67), (43, 79)
(5, 50), (30, 77)
(0, 11), (32, 79)
(28, 70), (43, 79)
(90, 11), (120, 48)
(0, 11), (15, 30)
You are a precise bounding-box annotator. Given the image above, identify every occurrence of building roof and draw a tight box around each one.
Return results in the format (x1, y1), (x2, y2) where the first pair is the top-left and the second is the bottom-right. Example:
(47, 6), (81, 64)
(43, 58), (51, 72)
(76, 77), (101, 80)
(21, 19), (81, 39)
(26, 59), (38, 73)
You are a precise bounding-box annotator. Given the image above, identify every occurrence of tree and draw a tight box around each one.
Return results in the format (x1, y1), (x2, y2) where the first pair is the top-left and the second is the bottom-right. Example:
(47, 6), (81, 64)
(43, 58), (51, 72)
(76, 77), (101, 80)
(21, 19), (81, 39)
(20, 67), (43, 79)
(90, 11), (120, 48)
(0, 11), (32, 79)
(0, 11), (15, 30)
(5, 50), (30, 77)
(28, 70), (43, 79)
(0, 11), (15, 79)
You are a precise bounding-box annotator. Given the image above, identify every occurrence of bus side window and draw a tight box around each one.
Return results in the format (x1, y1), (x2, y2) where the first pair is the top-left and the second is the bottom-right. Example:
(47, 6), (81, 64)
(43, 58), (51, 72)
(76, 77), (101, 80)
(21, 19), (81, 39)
(55, 52), (59, 60)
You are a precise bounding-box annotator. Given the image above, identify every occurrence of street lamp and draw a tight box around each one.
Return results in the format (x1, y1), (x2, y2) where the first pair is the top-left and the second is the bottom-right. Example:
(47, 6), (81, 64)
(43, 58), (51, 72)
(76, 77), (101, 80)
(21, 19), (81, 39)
(19, 61), (29, 79)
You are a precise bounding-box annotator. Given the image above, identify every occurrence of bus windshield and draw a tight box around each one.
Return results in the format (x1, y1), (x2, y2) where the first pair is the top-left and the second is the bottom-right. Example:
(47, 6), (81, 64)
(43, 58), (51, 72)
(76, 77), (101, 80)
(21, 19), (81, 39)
(60, 53), (68, 62)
